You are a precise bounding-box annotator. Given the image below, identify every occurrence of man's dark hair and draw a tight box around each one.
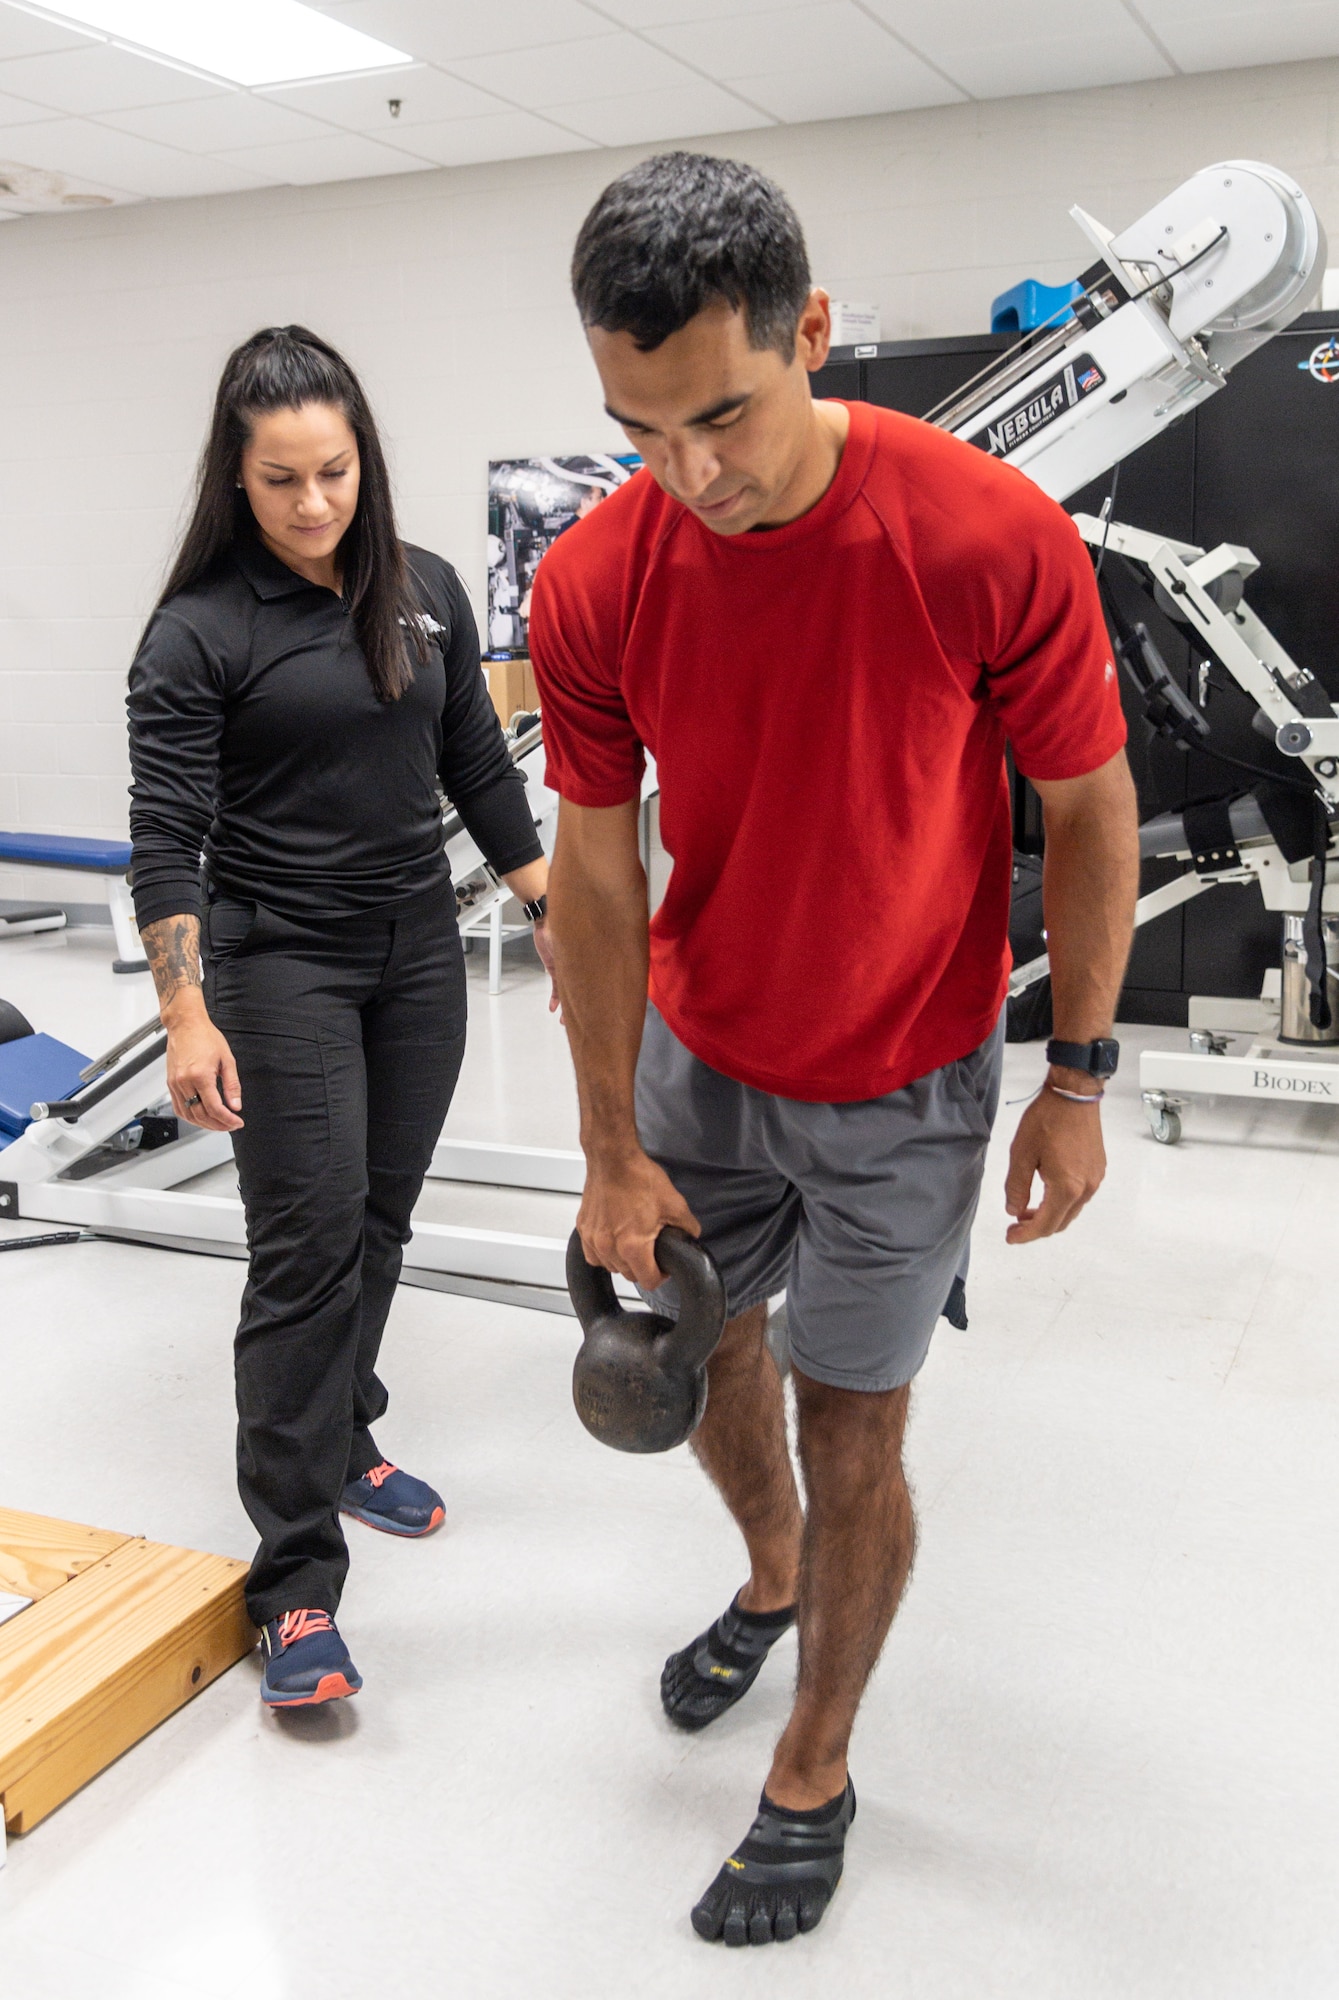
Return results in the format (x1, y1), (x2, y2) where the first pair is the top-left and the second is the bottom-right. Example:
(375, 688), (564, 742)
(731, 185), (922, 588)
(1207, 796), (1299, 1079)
(571, 152), (812, 356)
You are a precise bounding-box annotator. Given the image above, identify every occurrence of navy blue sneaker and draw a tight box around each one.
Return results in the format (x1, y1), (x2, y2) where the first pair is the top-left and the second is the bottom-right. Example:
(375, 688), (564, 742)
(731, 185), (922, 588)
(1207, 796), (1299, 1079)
(259, 1609), (362, 1708)
(340, 1460), (445, 1538)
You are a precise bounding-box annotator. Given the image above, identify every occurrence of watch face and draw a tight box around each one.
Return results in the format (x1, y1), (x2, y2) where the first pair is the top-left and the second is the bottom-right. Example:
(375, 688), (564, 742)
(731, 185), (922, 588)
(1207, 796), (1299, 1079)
(1093, 1038), (1120, 1078)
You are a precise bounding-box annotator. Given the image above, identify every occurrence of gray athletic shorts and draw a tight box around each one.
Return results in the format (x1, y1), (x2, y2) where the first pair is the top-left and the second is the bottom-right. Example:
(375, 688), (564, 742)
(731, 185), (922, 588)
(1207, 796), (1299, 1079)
(634, 1005), (1005, 1393)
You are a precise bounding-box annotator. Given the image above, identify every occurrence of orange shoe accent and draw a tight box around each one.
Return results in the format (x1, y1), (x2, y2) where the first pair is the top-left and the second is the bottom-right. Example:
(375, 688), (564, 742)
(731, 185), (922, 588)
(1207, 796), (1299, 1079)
(270, 1672), (359, 1708)
(426, 1505), (445, 1532)
(364, 1461), (398, 1489)
(311, 1672), (358, 1703)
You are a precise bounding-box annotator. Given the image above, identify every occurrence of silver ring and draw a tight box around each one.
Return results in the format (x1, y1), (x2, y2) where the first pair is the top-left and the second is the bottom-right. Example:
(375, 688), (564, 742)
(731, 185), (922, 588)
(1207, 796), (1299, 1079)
(183, 1092), (202, 1108)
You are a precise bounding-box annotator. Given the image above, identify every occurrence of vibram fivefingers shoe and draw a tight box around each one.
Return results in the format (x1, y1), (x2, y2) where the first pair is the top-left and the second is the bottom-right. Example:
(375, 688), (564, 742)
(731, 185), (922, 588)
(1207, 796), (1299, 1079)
(692, 1780), (857, 1946)
(259, 1608), (362, 1708)
(340, 1460), (445, 1538)
(661, 1592), (796, 1731)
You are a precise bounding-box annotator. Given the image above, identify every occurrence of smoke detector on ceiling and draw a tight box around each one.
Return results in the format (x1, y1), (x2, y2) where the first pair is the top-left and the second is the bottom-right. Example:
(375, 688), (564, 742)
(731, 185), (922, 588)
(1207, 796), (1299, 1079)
(0, 163), (115, 213)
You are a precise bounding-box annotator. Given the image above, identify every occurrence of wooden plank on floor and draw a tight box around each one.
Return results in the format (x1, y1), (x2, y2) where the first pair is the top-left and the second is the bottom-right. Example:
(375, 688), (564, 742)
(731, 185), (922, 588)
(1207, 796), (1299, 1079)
(0, 1536), (255, 1834)
(0, 1506), (130, 1602)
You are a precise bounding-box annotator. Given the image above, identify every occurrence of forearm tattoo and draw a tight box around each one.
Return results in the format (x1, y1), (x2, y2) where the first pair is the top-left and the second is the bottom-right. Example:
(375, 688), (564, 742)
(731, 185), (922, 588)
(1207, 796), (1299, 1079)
(142, 914), (203, 1012)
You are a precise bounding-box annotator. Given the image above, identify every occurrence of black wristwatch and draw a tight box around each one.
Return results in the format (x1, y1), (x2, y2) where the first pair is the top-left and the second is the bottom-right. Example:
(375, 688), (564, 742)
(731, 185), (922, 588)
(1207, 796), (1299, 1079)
(522, 894), (548, 924)
(1046, 1037), (1120, 1079)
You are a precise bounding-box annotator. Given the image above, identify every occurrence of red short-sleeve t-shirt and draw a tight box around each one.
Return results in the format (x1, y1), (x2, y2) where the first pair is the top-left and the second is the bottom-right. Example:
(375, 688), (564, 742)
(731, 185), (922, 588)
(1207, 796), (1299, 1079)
(529, 400), (1125, 1103)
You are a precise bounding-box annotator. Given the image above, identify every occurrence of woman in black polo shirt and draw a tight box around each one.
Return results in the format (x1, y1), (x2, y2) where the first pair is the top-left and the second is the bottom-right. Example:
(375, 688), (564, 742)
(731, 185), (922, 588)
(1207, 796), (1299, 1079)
(127, 325), (550, 1709)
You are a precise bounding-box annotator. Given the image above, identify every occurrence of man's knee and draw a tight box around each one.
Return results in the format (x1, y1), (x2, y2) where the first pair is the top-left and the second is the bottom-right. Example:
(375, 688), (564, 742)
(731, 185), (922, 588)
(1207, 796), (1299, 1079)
(793, 1370), (910, 1466)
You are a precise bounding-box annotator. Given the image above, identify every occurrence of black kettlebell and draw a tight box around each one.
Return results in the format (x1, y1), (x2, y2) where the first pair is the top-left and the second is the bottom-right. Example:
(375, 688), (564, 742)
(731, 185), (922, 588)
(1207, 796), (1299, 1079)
(567, 1226), (727, 1453)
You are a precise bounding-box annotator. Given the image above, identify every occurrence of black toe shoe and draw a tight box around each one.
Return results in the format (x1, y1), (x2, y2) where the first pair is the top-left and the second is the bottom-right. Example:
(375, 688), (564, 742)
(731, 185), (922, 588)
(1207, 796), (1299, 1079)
(661, 1592), (796, 1732)
(691, 1779), (856, 1946)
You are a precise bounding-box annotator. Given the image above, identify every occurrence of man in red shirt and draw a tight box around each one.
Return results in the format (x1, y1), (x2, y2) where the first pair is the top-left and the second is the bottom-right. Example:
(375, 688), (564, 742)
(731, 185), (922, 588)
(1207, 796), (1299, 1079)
(531, 153), (1139, 1947)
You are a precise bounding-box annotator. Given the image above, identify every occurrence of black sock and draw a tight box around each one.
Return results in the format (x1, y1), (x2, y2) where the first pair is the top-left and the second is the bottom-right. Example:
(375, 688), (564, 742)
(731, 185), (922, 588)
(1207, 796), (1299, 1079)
(756, 1787), (849, 1824)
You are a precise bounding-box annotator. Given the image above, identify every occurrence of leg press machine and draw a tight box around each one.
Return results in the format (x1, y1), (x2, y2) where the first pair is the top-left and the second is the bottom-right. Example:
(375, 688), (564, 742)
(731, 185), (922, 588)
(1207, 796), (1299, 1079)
(928, 159), (1339, 1139)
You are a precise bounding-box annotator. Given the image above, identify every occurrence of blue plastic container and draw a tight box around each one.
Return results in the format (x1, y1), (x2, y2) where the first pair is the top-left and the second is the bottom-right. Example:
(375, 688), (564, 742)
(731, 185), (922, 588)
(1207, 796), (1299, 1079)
(990, 277), (1083, 335)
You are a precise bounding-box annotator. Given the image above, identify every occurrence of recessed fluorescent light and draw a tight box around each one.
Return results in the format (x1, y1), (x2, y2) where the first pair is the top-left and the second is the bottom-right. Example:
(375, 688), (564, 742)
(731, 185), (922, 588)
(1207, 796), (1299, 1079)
(33, 0), (412, 87)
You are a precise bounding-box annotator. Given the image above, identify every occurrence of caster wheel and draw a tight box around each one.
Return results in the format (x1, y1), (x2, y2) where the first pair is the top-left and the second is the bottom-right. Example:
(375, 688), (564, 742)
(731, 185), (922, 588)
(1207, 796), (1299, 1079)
(1148, 1105), (1182, 1145)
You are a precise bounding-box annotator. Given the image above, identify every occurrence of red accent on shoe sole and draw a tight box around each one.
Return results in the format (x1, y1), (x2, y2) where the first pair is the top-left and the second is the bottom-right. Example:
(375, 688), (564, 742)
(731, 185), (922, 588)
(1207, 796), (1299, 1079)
(265, 1673), (359, 1708)
(339, 1502), (445, 1537)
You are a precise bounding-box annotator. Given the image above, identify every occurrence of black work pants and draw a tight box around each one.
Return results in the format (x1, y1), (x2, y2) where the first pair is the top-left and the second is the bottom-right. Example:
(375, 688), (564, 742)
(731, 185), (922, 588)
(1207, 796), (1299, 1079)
(203, 883), (466, 1624)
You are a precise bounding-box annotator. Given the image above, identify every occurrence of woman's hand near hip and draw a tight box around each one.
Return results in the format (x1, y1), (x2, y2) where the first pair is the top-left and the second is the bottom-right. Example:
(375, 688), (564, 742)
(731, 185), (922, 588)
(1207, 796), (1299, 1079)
(500, 857), (558, 1012)
(141, 913), (244, 1131)
(532, 915), (559, 1014)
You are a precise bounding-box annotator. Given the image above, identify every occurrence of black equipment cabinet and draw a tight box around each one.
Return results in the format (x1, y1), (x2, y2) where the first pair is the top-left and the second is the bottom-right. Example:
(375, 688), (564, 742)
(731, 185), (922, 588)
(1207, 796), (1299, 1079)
(813, 313), (1339, 1023)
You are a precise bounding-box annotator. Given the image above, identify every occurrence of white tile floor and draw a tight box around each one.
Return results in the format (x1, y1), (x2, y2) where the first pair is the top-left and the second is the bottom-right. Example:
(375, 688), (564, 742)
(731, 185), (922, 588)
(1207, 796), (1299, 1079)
(2, 921), (1339, 1999)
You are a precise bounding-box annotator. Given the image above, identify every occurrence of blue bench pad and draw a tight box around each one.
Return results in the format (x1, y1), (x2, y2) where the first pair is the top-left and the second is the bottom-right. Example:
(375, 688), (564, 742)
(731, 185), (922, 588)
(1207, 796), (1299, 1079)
(0, 1033), (91, 1140)
(0, 831), (132, 873)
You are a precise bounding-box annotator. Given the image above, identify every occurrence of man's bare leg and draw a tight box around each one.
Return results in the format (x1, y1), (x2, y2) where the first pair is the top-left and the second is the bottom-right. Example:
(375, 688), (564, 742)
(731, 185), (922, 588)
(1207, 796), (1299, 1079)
(660, 1304), (805, 1733)
(689, 1303), (803, 1611)
(685, 1364), (913, 1945)
(766, 1371), (914, 1808)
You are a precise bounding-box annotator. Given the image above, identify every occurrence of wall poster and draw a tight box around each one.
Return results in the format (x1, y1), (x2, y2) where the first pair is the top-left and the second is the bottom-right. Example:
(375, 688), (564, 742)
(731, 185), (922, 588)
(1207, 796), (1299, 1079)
(486, 454), (641, 656)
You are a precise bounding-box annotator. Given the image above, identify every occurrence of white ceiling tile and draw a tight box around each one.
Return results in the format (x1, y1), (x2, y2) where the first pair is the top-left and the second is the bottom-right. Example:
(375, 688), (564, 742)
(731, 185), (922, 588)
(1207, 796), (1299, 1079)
(593, 0), (788, 22)
(307, 0), (612, 62)
(954, 39), (1171, 97)
(0, 5), (100, 60)
(392, 109), (595, 165)
(262, 64), (502, 131)
(449, 31), (700, 108)
(0, 155), (127, 206)
(89, 152), (275, 197)
(0, 44), (226, 116)
(0, 85), (60, 126)
(646, 3), (961, 91)
(553, 77), (773, 145)
(861, 0), (1172, 95)
(736, 60), (960, 121)
(1136, 1), (1339, 71)
(97, 92), (335, 154)
(211, 128), (437, 185)
(4, 116), (269, 195)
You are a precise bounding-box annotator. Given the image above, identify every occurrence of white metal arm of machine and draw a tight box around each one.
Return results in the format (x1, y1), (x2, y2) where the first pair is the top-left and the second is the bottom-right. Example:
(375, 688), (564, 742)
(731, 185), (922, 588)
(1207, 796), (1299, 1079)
(953, 160), (1339, 1116)
(1070, 515), (1339, 813)
(930, 159), (1325, 504)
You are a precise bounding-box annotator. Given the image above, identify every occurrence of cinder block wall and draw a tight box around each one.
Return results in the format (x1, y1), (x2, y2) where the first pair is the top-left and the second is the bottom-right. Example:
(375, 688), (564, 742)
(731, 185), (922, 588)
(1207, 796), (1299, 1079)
(1, 55), (1336, 905)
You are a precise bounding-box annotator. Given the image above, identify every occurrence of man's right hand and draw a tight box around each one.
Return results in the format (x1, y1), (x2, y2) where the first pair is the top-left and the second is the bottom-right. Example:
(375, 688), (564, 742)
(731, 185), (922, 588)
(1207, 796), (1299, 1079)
(163, 997), (244, 1133)
(577, 1148), (699, 1290)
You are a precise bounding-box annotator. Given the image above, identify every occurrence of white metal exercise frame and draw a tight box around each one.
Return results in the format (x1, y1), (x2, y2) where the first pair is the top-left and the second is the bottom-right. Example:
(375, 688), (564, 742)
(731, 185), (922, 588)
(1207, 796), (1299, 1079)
(0, 724), (638, 1314)
(1008, 517), (1339, 1143)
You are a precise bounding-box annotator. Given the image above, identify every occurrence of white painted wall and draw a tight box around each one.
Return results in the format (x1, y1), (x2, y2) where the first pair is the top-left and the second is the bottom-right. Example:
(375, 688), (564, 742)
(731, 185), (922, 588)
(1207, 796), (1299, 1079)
(2, 54), (1338, 905)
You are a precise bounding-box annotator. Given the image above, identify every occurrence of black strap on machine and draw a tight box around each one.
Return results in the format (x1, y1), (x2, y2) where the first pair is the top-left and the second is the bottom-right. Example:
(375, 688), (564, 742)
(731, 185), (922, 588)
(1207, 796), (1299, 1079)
(1095, 554), (1335, 1028)
(1252, 780), (1318, 865)
(1304, 796), (1333, 1032)
(1097, 566), (1209, 751)
(1181, 797), (1241, 875)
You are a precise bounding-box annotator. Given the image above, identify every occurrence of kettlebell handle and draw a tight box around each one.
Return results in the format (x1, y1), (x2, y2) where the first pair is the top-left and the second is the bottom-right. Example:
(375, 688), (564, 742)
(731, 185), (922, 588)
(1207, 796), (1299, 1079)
(565, 1225), (727, 1372)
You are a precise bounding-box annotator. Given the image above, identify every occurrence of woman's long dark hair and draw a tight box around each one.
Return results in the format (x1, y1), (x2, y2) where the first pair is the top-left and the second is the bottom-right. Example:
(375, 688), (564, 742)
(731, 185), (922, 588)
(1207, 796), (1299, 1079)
(158, 325), (424, 701)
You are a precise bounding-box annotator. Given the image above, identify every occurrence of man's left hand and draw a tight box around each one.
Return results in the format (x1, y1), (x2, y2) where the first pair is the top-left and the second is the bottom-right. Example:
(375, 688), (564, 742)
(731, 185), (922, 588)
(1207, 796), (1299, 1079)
(1004, 1084), (1106, 1244)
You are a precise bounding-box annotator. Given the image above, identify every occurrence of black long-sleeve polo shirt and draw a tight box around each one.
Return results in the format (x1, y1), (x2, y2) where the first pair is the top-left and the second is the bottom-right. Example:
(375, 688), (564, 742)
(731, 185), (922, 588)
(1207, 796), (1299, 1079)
(127, 536), (542, 930)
